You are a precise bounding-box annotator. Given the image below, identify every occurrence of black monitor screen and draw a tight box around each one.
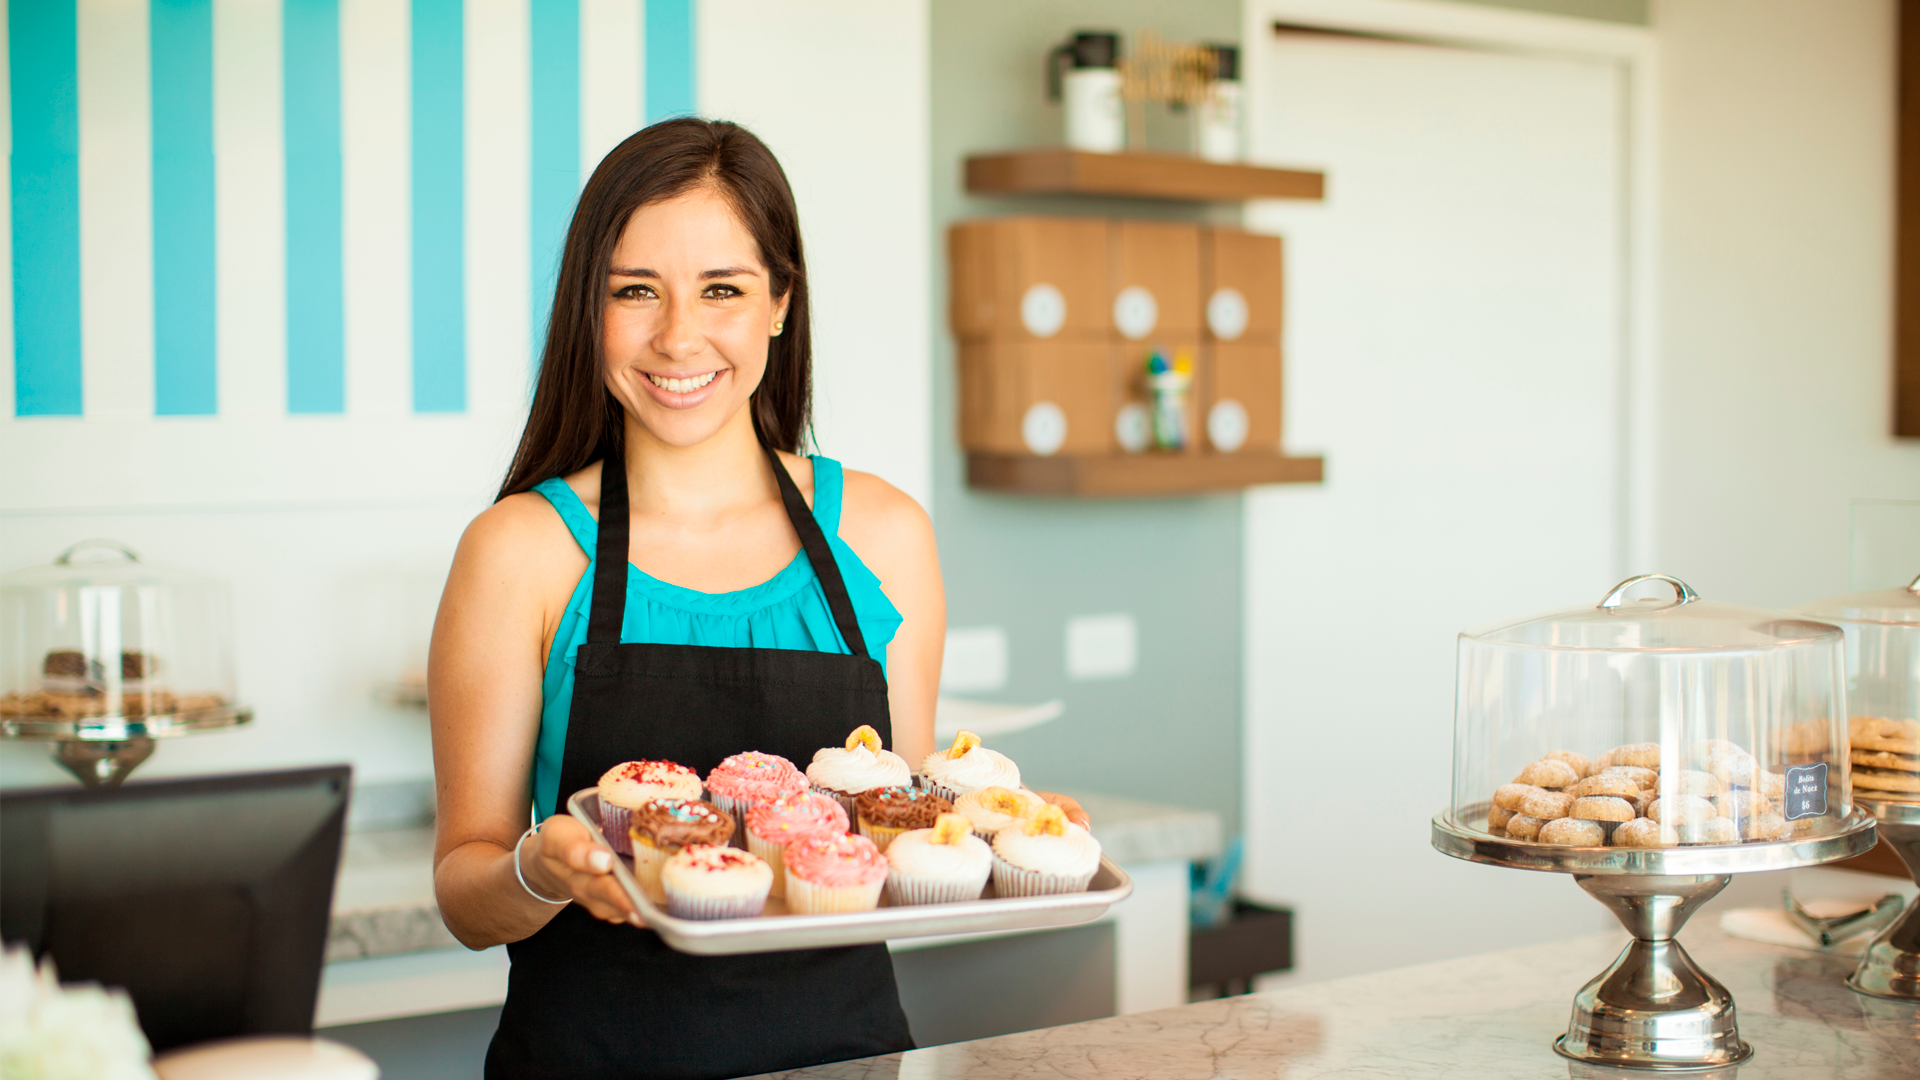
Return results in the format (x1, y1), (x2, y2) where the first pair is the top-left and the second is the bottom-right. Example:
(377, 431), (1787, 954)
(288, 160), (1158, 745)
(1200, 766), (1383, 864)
(1, 765), (350, 1052)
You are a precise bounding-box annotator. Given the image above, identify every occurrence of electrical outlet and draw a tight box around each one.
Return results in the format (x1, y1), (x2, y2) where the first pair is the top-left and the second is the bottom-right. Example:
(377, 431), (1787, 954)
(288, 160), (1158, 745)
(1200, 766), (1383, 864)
(942, 626), (1009, 692)
(1065, 613), (1136, 681)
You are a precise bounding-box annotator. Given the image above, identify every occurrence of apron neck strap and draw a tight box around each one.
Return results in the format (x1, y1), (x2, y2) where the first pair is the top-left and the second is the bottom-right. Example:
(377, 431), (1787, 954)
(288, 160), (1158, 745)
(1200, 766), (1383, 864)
(585, 446), (872, 662)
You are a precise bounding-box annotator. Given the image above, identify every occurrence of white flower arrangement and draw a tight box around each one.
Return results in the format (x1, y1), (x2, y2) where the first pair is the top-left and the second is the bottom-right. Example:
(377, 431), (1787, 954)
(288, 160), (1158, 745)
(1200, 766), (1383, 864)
(0, 945), (157, 1080)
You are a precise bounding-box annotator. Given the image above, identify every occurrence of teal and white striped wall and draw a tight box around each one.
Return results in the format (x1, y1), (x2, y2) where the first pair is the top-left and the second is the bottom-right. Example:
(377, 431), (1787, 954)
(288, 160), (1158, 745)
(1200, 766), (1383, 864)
(7, 0), (695, 420)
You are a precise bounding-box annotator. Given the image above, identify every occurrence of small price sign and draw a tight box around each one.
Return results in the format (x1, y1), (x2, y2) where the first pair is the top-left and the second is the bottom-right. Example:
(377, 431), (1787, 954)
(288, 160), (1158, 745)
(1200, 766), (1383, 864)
(1783, 763), (1828, 821)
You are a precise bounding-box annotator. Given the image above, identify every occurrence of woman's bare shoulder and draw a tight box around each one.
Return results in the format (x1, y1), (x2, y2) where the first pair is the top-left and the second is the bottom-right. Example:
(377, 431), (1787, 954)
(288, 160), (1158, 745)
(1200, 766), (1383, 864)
(454, 489), (588, 590)
(837, 469), (934, 566)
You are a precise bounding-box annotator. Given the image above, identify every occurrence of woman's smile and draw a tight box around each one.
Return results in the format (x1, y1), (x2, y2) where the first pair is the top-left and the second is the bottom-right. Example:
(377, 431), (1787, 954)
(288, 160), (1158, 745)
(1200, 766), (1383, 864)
(640, 368), (726, 408)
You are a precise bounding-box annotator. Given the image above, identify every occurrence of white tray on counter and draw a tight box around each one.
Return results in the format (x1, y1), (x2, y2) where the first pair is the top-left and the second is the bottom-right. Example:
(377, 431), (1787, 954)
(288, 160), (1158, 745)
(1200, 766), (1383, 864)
(566, 788), (1133, 956)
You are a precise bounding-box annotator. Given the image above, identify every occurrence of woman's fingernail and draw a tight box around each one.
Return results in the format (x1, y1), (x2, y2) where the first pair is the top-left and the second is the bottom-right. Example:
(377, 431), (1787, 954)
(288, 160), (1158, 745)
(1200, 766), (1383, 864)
(588, 850), (612, 872)
(628, 913), (643, 926)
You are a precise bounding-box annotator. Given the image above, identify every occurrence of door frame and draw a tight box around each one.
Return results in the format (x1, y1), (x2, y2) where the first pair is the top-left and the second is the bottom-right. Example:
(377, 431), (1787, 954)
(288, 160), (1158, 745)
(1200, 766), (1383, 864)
(1244, 0), (1658, 574)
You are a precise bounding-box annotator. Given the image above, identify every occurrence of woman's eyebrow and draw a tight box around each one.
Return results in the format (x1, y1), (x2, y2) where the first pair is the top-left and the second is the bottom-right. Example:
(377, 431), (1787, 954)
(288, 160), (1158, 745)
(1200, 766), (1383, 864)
(700, 266), (758, 279)
(605, 265), (759, 279)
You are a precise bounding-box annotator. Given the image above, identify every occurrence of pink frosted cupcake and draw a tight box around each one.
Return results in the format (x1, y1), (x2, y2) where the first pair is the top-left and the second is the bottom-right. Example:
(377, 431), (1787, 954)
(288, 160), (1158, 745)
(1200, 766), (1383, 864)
(782, 833), (888, 914)
(661, 844), (774, 920)
(705, 752), (808, 843)
(597, 760), (702, 854)
(745, 792), (849, 899)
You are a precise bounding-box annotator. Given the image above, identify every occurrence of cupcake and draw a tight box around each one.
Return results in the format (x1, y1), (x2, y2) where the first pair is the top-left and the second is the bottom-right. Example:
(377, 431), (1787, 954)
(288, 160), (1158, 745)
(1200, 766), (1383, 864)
(885, 813), (993, 905)
(781, 832), (888, 914)
(854, 785), (952, 853)
(705, 751), (808, 843)
(598, 760), (703, 855)
(920, 729), (1021, 803)
(805, 725), (911, 816)
(745, 792), (849, 898)
(627, 799), (733, 904)
(952, 786), (1046, 839)
(660, 844), (774, 920)
(990, 805), (1102, 898)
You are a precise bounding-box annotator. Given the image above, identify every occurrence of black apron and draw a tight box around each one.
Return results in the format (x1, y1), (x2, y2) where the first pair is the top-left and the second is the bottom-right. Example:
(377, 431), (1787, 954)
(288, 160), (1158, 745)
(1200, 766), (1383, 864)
(485, 448), (915, 1080)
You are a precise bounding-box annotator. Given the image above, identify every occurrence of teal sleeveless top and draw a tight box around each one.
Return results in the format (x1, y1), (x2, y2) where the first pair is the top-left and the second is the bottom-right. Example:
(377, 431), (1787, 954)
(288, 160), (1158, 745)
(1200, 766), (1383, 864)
(529, 456), (902, 815)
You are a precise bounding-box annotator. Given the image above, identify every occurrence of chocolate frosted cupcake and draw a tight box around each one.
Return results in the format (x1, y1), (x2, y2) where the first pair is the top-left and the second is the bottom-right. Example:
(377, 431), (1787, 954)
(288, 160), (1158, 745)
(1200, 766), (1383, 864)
(854, 785), (951, 853)
(627, 798), (733, 904)
(598, 760), (703, 855)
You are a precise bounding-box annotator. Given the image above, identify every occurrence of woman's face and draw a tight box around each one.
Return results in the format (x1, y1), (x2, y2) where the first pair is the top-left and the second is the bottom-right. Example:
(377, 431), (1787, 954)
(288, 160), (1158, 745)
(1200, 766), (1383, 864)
(601, 186), (789, 449)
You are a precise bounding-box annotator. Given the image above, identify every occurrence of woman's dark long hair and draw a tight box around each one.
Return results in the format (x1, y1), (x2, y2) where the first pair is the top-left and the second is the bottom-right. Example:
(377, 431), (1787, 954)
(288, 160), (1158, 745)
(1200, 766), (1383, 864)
(496, 118), (812, 501)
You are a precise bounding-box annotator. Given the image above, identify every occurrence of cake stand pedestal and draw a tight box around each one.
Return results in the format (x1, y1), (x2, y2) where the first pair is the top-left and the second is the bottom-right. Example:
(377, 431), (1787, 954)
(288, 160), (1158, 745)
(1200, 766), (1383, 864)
(1, 704), (252, 787)
(1847, 796), (1920, 1000)
(1433, 807), (1878, 1070)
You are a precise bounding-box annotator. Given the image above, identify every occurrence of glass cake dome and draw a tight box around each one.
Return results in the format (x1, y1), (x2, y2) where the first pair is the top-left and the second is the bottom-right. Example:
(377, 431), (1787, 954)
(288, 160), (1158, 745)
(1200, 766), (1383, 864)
(0, 540), (240, 739)
(1797, 573), (1919, 805)
(1450, 574), (1850, 847)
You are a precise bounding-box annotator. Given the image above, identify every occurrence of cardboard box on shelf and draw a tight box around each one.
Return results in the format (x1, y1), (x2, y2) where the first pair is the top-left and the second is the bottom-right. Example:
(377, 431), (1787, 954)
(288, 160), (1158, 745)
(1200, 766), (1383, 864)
(1201, 229), (1284, 342)
(1109, 221), (1203, 341)
(958, 339), (1112, 456)
(1202, 342), (1283, 454)
(949, 217), (1112, 341)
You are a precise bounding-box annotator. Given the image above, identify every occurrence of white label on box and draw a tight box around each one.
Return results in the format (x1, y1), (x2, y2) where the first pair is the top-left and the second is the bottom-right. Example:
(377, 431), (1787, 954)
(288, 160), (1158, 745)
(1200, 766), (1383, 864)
(1066, 613), (1137, 681)
(1020, 282), (1067, 338)
(1207, 287), (1249, 340)
(1022, 402), (1068, 456)
(941, 626), (1009, 693)
(1207, 399), (1249, 452)
(1112, 286), (1158, 340)
(1114, 402), (1151, 453)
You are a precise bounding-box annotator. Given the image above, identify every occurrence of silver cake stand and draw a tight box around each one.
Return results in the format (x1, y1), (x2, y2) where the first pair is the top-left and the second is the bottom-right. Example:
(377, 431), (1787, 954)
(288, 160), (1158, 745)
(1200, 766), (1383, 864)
(1433, 804), (1878, 1070)
(1, 704), (252, 786)
(1847, 795), (1920, 1000)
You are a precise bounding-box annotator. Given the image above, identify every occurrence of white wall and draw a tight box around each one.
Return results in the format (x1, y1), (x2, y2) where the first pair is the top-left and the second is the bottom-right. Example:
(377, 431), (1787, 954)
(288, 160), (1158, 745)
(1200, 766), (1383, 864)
(1652, 0), (1919, 604)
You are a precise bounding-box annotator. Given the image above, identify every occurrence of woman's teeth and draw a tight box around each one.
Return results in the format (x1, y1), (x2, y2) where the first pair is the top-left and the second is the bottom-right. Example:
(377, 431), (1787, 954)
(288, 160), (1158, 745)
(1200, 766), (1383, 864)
(648, 371), (717, 393)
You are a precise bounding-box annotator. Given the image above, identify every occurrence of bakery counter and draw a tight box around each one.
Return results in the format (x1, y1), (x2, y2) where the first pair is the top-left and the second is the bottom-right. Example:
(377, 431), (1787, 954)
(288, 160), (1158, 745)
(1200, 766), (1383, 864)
(746, 925), (1920, 1079)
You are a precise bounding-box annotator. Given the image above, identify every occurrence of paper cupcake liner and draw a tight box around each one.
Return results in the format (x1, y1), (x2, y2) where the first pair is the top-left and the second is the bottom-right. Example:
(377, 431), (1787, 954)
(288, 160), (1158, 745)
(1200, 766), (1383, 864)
(856, 818), (912, 854)
(629, 838), (671, 904)
(709, 792), (753, 847)
(745, 832), (791, 898)
(662, 883), (768, 921)
(784, 873), (884, 914)
(885, 866), (989, 906)
(601, 804), (634, 855)
(989, 854), (1095, 898)
(811, 783), (859, 820)
(921, 780), (968, 805)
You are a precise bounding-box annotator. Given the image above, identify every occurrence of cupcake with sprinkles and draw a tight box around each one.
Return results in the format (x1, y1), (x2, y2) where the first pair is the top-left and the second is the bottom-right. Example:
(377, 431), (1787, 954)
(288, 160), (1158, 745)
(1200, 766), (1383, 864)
(705, 751), (808, 843)
(627, 798), (733, 904)
(660, 844), (774, 920)
(853, 785), (952, 853)
(805, 725), (911, 816)
(919, 729), (1021, 803)
(781, 832), (889, 914)
(597, 759), (703, 855)
(745, 792), (849, 898)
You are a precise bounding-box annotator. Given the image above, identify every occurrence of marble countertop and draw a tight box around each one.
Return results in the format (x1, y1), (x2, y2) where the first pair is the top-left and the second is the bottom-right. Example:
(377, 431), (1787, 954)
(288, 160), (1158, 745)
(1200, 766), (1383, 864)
(327, 791), (1222, 962)
(745, 925), (1920, 1079)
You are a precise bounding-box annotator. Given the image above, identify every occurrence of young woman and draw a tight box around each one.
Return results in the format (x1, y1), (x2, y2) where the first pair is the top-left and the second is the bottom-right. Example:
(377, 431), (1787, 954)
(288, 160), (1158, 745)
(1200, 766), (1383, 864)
(428, 119), (1081, 1079)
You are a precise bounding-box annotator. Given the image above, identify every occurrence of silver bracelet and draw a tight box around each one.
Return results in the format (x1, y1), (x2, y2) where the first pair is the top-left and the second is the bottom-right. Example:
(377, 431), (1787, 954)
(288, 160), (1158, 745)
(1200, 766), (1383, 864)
(514, 825), (571, 905)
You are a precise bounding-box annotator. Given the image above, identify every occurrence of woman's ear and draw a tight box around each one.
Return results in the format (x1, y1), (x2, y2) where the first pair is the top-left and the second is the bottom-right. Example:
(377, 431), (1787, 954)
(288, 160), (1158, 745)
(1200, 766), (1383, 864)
(770, 291), (792, 337)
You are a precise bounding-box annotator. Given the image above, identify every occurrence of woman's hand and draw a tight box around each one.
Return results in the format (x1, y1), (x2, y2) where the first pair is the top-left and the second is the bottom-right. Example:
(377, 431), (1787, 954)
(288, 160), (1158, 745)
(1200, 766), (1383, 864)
(1034, 791), (1091, 832)
(526, 815), (644, 926)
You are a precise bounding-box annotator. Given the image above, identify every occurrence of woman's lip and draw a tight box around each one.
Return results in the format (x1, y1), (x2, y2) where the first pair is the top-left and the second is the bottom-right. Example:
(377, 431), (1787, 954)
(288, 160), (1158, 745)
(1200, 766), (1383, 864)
(638, 369), (725, 410)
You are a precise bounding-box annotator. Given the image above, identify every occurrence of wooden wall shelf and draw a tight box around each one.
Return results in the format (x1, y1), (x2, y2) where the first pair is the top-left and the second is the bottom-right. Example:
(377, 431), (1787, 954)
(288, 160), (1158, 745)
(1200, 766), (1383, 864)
(965, 149), (1325, 203)
(968, 452), (1324, 497)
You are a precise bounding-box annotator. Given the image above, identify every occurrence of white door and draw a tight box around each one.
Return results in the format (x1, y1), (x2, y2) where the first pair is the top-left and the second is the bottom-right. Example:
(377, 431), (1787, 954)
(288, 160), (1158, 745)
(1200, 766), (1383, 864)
(1242, 31), (1625, 984)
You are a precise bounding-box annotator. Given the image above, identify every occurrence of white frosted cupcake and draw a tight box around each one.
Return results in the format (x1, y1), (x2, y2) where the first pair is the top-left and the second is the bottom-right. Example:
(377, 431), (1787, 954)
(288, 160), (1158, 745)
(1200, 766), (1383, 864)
(920, 729), (1022, 803)
(660, 844), (773, 920)
(806, 725), (911, 816)
(885, 813), (993, 905)
(597, 759), (703, 855)
(782, 832), (889, 914)
(991, 805), (1102, 897)
(952, 786), (1046, 839)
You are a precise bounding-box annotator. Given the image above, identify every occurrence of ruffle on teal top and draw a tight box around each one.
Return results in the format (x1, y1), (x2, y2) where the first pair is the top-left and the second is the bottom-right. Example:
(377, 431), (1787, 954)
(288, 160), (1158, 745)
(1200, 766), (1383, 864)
(530, 456), (901, 817)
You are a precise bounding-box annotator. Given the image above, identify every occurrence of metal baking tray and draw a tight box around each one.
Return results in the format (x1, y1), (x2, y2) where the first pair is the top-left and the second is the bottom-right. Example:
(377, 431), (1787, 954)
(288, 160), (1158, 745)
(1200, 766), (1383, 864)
(566, 788), (1133, 956)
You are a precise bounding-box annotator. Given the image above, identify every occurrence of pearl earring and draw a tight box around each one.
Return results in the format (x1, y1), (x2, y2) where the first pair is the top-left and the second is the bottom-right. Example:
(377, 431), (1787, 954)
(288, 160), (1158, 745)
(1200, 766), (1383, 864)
(773, 321), (784, 335)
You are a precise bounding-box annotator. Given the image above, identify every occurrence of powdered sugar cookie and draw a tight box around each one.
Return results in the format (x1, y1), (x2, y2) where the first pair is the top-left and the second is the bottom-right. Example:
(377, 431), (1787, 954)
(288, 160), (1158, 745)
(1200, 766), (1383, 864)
(1569, 773), (1641, 799)
(1542, 750), (1595, 779)
(1539, 818), (1605, 846)
(1648, 794), (1716, 826)
(1520, 789), (1576, 820)
(1514, 759), (1580, 789)
(1493, 784), (1538, 811)
(1610, 742), (1660, 769)
(1612, 818), (1678, 847)
(1506, 815), (1545, 840)
(1571, 795), (1635, 822)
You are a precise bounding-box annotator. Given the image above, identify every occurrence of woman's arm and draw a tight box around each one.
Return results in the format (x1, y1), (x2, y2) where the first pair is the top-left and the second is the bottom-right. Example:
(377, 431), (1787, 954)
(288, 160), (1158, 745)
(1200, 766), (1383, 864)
(837, 471), (942, 768)
(429, 495), (639, 948)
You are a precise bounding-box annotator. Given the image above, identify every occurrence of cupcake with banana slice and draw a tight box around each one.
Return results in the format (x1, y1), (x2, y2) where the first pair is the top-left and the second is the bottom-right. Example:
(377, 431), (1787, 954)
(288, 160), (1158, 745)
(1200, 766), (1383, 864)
(806, 725), (911, 816)
(920, 729), (1022, 803)
(990, 805), (1102, 897)
(885, 812), (993, 905)
(951, 786), (1046, 839)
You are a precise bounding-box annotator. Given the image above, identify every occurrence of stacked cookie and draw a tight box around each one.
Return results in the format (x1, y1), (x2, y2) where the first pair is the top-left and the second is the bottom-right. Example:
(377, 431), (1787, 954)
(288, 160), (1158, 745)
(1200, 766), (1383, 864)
(1487, 741), (1794, 847)
(1851, 717), (1920, 801)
